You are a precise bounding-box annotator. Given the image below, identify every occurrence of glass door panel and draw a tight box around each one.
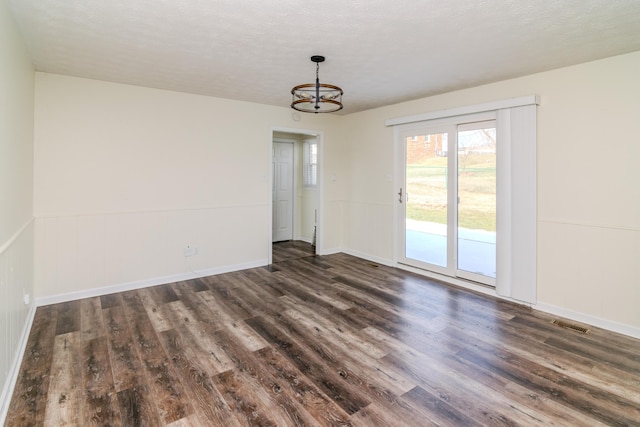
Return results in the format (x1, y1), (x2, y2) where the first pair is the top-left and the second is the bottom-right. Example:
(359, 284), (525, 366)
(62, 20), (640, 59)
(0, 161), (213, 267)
(456, 122), (496, 282)
(404, 131), (450, 269)
(397, 114), (497, 286)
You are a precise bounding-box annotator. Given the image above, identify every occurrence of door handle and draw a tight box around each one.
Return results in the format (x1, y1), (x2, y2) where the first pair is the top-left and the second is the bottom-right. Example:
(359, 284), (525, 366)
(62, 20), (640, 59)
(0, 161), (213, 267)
(398, 188), (403, 203)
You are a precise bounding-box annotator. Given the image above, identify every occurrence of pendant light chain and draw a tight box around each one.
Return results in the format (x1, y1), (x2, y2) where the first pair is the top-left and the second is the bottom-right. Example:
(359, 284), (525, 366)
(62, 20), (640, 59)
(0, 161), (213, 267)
(315, 61), (321, 111)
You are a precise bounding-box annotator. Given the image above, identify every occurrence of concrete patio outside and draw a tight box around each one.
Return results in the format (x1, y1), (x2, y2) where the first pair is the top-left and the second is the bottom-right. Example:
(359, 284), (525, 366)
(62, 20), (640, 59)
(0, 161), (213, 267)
(405, 219), (496, 278)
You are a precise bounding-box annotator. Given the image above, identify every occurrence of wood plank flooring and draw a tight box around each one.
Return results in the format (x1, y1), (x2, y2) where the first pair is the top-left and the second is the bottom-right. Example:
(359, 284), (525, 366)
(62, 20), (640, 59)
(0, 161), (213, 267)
(272, 240), (316, 263)
(6, 249), (640, 426)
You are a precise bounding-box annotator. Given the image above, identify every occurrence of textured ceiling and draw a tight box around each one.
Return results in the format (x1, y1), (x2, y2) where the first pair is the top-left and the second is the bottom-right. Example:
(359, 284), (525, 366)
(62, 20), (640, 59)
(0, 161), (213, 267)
(6, 0), (640, 114)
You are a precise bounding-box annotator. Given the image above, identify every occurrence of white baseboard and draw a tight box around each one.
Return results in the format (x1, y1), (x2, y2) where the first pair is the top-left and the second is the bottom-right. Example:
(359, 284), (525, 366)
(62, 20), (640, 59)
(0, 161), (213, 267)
(534, 302), (640, 340)
(35, 259), (268, 307)
(0, 303), (37, 426)
(318, 246), (344, 256)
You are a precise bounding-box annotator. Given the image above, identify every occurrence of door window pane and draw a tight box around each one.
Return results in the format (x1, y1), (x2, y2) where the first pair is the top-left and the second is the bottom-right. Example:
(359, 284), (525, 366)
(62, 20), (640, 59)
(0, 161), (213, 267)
(457, 124), (496, 278)
(405, 132), (448, 267)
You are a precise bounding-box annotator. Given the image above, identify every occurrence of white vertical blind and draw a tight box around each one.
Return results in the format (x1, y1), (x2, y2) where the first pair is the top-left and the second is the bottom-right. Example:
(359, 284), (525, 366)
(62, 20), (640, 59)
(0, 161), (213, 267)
(496, 105), (537, 303)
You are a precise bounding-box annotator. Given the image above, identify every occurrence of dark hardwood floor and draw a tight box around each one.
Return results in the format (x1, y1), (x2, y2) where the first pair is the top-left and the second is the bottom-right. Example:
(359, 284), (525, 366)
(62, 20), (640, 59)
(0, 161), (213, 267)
(6, 252), (640, 426)
(272, 240), (316, 263)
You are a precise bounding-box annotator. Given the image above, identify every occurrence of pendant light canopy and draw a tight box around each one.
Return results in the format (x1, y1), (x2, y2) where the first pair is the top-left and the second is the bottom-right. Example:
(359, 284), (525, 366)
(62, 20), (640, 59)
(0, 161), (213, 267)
(291, 55), (343, 113)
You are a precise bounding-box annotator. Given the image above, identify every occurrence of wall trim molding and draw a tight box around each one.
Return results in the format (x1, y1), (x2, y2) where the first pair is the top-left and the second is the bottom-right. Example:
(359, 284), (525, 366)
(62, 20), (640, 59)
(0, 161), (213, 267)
(539, 217), (640, 232)
(33, 203), (270, 219)
(0, 217), (34, 255)
(35, 258), (268, 306)
(0, 303), (36, 426)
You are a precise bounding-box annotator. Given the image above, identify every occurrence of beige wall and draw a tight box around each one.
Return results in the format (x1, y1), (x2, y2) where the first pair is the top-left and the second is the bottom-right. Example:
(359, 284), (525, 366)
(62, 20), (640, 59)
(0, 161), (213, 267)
(0, 0), (35, 419)
(33, 74), (344, 300)
(31, 52), (640, 337)
(340, 51), (640, 335)
(0, 7), (33, 243)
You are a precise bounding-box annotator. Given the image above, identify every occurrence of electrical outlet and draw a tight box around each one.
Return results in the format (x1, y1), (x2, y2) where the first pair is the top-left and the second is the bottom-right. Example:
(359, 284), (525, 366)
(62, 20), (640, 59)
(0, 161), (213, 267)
(23, 293), (30, 305)
(184, 245), (198, 257)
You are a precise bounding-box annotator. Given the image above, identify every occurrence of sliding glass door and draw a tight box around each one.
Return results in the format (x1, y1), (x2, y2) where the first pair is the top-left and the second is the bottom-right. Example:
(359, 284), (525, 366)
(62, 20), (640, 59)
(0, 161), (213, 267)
(398, 114), (496, 286)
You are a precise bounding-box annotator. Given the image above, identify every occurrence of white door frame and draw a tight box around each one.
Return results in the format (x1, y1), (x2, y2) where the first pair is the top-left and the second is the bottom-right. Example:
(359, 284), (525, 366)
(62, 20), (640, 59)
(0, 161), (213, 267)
(269, 127), (324, 264)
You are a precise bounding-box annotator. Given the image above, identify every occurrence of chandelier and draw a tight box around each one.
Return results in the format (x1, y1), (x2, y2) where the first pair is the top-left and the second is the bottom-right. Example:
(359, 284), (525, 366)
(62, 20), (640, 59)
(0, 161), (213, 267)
(291, 55), (343, 113)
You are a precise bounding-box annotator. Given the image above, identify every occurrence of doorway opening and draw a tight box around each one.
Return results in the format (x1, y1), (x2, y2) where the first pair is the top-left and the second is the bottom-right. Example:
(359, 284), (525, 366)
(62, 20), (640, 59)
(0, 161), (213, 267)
(271, 129), (322, 264)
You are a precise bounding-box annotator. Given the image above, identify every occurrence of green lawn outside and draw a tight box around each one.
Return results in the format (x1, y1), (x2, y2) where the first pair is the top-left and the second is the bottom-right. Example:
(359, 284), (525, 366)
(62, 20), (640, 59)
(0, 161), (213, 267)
(406, 154), (496, 231)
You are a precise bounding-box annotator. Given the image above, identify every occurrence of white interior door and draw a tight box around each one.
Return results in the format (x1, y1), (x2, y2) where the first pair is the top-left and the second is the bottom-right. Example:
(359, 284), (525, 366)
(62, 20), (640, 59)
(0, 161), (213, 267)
(272, 141), (294, 242)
